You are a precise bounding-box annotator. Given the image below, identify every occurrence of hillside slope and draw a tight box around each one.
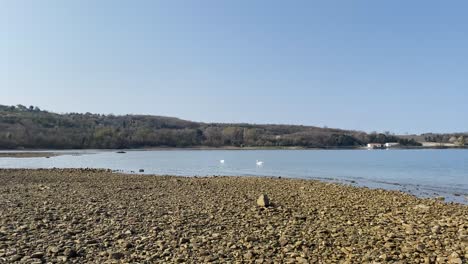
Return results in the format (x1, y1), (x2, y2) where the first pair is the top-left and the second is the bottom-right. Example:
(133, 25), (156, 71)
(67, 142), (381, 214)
(0, 104), (419, 149)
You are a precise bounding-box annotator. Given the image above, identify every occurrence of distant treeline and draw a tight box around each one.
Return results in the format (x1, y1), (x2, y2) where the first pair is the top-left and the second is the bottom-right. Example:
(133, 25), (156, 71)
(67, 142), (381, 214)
(421, 133), (467, 144)
(0, 104), (421, 149)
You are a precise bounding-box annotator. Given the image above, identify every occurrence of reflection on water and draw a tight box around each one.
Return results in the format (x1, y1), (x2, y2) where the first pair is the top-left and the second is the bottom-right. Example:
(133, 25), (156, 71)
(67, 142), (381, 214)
(0, 149), (467, 203)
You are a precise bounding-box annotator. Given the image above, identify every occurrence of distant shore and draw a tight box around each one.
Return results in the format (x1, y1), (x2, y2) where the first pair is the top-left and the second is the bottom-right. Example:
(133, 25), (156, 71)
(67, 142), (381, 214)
(1, 145), (467, 153)
(0, 152), (58, 158)
(0, 168), (466, 263)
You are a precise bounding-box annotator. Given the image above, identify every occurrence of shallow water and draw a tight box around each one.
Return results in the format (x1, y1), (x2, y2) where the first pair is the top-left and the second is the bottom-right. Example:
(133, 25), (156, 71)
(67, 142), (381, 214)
(1, 149), (467, 204)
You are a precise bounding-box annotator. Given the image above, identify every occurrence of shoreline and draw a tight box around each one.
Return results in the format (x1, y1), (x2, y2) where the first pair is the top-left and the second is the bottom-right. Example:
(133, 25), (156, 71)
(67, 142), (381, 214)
(0, 168), (466, 263)
(0, 152), (59, 158)
(1, 150), (466, 204)
(1, 145), (467, 152)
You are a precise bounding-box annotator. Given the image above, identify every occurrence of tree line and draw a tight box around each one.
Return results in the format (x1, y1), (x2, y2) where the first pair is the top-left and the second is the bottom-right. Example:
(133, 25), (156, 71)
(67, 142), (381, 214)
(0, 104), (421, 149)
(421, 133), (466, 146)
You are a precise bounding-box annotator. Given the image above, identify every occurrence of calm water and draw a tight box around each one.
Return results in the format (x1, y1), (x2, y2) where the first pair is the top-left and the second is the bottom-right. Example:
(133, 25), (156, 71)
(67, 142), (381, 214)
(1, 149), (467, 203)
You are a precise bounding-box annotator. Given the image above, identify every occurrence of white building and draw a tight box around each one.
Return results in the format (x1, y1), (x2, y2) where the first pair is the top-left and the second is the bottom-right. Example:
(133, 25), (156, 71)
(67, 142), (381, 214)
(367, 143), (383, 149)
(384, 142), (400, 148)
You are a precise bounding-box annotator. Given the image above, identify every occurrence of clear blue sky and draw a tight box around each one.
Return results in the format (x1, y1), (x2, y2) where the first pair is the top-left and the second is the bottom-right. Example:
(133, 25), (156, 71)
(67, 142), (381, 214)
(2, 1), (467, 134)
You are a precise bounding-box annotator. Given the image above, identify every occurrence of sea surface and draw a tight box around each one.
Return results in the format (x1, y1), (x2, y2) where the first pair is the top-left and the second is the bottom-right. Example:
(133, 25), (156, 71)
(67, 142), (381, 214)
(1, 149), (467, 204)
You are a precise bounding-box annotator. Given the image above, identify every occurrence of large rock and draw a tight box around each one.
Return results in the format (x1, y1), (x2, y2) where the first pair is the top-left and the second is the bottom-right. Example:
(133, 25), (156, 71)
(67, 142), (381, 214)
(448, 252), (462, 264)
(257, 194), (270, 207)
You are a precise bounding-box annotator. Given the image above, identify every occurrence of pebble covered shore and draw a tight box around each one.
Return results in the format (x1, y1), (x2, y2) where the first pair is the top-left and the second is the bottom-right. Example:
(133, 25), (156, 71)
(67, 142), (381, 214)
(0, 169), (466, 263)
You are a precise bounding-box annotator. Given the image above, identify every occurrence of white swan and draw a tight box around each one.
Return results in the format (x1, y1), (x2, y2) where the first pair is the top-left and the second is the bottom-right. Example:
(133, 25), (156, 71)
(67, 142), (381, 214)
(256, 160), (264, 166)
(220, 159), (225, 164)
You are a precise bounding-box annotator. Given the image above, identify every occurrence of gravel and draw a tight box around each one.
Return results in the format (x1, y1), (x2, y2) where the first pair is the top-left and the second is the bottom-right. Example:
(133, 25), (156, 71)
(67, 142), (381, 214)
(0, 168), (466, 263)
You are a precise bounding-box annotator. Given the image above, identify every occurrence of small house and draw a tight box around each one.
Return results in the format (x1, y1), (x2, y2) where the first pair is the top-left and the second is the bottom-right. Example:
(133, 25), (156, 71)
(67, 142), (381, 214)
(367, 143), (383, 149)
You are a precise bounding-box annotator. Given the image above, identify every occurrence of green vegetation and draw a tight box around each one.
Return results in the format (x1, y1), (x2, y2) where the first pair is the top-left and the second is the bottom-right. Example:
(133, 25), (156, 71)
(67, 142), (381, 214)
(0, 104), (421, 149)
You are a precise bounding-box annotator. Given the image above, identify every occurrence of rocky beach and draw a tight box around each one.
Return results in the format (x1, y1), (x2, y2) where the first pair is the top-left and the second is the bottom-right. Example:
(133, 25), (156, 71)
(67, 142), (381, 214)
(0, 169), (466, 263)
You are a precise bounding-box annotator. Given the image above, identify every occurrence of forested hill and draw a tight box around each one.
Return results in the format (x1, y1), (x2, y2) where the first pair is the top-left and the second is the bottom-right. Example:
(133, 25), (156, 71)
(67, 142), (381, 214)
(0, 104), (420, 149)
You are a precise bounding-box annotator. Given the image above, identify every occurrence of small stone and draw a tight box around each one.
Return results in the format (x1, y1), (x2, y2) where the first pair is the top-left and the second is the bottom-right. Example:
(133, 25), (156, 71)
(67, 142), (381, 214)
(245, 236), (256, 242)
(244, 251), (254, 259)
(294, 241), (303, 248)
(431, 225), (441, 234)
(296, 257), (308, 263)
(179, 238), (189, 244)
(110, 251), (125, 260)
(379, 253), (389, 261)
(47, 246), (60, 253)
(87, 239), (99, 245)
(405, 225), (415, 235)
(64, 248), (77, 258)
(437, 256), (447, 263)
(10, 255), (22, 261)
(422, 256), (432, 264)
(450, 257), (462, 264)
(413, 204), (430, 211)
(384, 242), (395, 248)
(401, 245), (413, 253)
(257, 194), (270, 207)
(279, 236), (288, 246)
(31, 252), (44, 259)
(448, 252), (462, 264)
(415, 243), (425, 252)
(57, 256), (68, 262)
